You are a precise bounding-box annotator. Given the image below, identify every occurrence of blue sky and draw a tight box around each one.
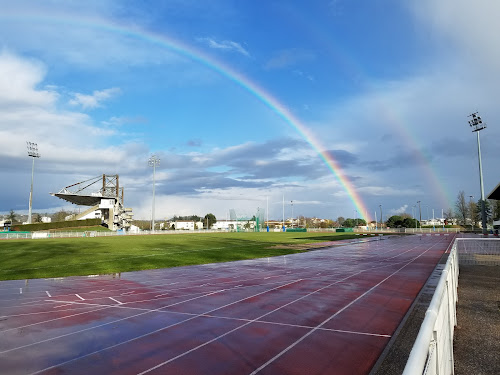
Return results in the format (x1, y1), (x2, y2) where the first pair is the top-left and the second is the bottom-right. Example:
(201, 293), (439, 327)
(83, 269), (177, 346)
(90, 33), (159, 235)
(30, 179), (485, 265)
(1, 0), (499, 222)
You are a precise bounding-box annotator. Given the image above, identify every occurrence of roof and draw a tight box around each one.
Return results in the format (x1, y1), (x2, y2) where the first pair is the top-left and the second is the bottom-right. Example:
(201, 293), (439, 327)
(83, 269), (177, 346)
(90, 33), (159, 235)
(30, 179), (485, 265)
(51, 193), (116, 206)
(487, 182), (500, 200)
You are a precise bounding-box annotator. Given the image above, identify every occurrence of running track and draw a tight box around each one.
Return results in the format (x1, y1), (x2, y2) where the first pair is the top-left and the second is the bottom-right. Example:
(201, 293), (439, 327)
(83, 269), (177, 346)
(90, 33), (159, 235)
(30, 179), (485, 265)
(0, 234), (455, 374)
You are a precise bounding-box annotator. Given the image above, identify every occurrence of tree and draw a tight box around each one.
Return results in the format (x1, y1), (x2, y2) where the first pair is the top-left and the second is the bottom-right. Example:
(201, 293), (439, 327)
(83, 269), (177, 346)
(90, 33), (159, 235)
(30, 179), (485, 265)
(475, 199), (492, 226)
(469, 200), (478, 228)
(387, 215), (419, 228)
(454, 191), (468, 225)
(342, 218), (356, 227)
(8, 210), (16, 223)
(204, 213), (216, 229)
(34, 213), (42, 223)
(386, 215), (403, 228)
(337, 216), (345, 226)
(444, 208), (454, 225)
(490, 199), (500, 221)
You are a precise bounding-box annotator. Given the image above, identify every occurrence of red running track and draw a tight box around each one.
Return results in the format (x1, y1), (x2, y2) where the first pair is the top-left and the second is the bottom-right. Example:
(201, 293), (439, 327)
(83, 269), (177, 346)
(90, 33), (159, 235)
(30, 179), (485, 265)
(0, 234), (455, 375)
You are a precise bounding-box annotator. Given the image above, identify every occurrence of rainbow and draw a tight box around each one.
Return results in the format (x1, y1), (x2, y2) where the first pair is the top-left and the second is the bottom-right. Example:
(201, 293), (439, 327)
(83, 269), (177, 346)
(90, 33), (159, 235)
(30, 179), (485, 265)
(2, 12), (372, 221)
(285, 8), (453, 210)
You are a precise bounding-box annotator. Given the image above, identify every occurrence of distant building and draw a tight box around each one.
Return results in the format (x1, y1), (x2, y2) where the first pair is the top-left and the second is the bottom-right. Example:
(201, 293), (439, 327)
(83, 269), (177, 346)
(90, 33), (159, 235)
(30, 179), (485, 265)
(212, 220), (256, 231)
(41, 217), (52, 223)
(167, 221), (203, 230)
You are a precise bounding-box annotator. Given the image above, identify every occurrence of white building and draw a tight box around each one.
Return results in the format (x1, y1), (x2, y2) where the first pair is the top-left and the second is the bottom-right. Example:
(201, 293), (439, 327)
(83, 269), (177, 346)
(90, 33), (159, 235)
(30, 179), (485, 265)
(212, 220), (256, 231)
(168, 221), (203, 230)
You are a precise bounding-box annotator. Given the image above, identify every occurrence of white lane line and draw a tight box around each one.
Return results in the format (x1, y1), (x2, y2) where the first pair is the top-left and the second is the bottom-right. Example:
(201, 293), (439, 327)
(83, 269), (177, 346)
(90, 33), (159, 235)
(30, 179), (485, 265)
(0, 306), (111, 333)
(120, 291), (135, 296)
(137, 271), (371, 375)
(249, 240), (443, 374)
(75, 294), (85, 301)
(29, 279), (302, 374)
(108, 297), (123, 305)
(137, 242), (443, 375)
(19, 288), (22, 294)
(46, 291), (51, 297)
(154, 293), (169, 298)
(54, 304), (74, 309)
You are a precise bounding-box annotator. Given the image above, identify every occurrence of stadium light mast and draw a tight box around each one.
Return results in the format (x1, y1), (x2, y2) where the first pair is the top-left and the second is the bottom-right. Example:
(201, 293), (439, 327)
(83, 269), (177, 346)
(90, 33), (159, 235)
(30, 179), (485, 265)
(468, 112), (488, 235)
(379, 204), (382, 228)
(148, 155), (160, 231)
(417, 201), (422, 228)
(26, 142), (40, 224)
(291, 200), (293, 228)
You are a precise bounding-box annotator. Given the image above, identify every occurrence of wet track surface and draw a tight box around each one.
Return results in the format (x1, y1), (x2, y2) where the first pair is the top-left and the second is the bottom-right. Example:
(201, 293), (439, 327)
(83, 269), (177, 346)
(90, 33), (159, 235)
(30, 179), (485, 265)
(0, 234), (455, 374)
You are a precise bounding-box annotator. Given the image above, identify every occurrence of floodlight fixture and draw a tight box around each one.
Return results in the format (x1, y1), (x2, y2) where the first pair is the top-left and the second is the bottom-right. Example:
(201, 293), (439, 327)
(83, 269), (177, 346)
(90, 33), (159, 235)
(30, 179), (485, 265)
(26, 141), (41, 224)
(468, 112), (488, 234)
(148, 155), (160, 231)
(468, 112), (486, 132)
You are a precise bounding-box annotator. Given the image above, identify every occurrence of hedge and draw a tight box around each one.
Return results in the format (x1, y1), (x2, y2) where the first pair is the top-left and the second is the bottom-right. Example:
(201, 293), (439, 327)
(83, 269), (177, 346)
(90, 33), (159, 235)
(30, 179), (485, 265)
(13, 218), (102, 232)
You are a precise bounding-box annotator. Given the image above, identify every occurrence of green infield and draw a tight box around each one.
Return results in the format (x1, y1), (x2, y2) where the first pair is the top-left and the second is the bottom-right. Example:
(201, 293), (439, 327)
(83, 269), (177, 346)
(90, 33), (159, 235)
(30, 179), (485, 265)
(0, 232), (368, 280)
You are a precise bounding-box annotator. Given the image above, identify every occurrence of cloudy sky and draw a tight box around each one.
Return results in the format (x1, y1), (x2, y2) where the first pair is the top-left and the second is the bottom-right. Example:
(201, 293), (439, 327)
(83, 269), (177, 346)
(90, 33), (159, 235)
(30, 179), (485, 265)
(1, 0), (499, 222)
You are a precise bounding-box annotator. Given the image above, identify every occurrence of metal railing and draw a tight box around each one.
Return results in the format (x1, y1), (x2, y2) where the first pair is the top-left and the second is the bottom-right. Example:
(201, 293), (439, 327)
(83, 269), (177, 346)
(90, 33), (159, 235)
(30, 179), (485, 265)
(403, 240), (459, 375)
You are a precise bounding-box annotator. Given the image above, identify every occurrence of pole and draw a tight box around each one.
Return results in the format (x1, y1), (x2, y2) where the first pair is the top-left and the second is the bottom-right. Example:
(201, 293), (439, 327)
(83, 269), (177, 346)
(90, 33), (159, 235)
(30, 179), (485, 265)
(468, 112), (488, 235)
(291, 200), (293, 228)
(26, 142), (40, 224)
(476, 131), (488, 234)
(442, 208), (444, 230)
(152, 163), (156, 231)
(149, 155), (160, 232)
(432, 209), (435, 231)
(28, 156), (35, 224)
(417, 201), (422, 226)
(266, 196), (269, 232)
(282, 195), (285, 232)
(375, 211), (378, 231)
(379, 205), (382, 228)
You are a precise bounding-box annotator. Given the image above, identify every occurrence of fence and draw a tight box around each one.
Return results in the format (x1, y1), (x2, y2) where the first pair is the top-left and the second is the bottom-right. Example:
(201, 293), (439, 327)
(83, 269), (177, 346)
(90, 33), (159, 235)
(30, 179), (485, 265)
(402, 239), (459, 375)
(0, 228), (232, 240)
(455, 237), (500, 266)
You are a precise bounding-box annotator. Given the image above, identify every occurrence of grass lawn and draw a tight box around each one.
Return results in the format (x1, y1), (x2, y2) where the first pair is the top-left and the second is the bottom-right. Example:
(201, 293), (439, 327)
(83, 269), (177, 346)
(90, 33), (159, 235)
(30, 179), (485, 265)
(0, 232), (367, 280)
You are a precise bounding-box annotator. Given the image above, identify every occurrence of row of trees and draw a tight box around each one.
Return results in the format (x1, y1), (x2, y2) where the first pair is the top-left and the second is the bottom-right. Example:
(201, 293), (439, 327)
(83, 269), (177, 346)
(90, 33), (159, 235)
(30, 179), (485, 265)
(454, 191), (500, 227)
(4, 209), (74, 224)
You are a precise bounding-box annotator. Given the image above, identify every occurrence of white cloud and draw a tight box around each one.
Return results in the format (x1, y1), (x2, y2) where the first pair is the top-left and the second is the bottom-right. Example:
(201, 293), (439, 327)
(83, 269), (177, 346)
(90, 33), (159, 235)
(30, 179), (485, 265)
(69, 87), (121, 109)
(196, 37), (250, 57)
(388, 204), (409, 216)
(0, 51), (57, 109)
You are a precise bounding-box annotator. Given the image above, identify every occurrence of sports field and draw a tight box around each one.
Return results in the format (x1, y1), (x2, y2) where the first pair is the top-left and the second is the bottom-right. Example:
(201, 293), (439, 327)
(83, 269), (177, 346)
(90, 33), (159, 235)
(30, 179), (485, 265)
(0, 232), (375, 280)
(0, 234), (454, 374)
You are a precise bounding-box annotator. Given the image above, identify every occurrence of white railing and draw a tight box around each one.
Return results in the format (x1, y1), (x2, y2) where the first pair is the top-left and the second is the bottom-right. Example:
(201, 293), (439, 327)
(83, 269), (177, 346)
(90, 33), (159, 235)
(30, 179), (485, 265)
(403, 240), (459, 375)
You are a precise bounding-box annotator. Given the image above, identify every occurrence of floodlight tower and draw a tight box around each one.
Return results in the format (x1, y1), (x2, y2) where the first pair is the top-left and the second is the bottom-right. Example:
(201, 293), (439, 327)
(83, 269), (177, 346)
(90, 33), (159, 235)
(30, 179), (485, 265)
(26, 142), (40, 224)
(468, 112), (488, 235)
(379, 204), (382, 228)
(290, 200), (294, 228)
(148, 155), (160, 231)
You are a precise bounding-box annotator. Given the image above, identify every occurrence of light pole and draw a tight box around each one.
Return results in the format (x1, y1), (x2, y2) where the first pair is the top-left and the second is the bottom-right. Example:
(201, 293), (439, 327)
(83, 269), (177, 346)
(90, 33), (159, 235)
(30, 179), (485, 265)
(379, 205), (382, 228)
(26, 142), (40, 224)
(468, 112), (488, 234)
(148, 155), (160, 231)
(417, 201), (422, 228)
(469, 195), (474, 231)
(290, 200), (294, 228)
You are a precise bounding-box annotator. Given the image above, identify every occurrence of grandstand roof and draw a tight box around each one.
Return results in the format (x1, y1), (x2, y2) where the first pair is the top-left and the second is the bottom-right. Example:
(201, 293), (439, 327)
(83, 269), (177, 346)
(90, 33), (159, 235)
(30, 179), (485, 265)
(50, 192), (116, 206)
(487, 182), (500, 200)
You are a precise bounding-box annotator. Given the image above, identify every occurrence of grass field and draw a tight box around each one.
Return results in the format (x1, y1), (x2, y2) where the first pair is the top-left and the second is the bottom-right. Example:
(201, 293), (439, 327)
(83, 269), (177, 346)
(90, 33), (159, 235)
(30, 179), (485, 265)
(0, 232), (366, 281)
